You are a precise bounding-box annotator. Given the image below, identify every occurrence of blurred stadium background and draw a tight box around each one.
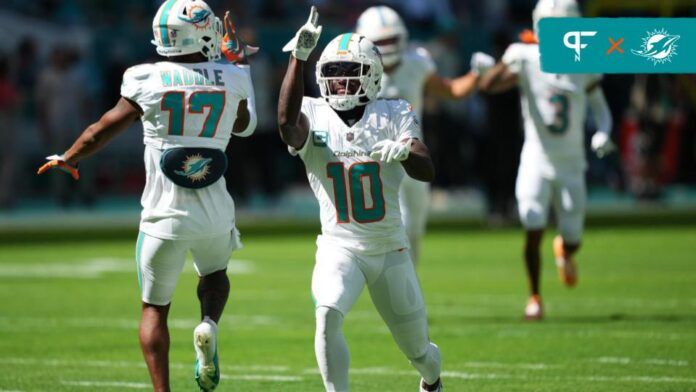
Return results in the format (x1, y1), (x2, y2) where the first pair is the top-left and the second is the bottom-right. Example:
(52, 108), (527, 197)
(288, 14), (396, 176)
(0, 0), (695, 391)
(0, 0), (695, 228)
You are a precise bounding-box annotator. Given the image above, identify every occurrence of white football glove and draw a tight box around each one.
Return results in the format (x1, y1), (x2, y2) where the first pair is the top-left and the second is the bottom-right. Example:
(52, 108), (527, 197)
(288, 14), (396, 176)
(470, 52), (495, 76)
(591, 132), (615, 158)
(370, 139), (413, 163)
(282, 6), (322, 61)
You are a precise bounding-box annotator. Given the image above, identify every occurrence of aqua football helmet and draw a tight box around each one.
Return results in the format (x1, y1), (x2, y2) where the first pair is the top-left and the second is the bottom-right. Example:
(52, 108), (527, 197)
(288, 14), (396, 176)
(316, 33), (383, 111)
(355, 6), (408, 67)
(152, 0), (223, 61)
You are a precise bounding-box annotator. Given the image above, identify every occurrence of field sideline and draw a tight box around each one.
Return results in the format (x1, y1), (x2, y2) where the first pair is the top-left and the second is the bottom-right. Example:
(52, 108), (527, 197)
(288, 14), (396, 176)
(0, 226), (695, 391)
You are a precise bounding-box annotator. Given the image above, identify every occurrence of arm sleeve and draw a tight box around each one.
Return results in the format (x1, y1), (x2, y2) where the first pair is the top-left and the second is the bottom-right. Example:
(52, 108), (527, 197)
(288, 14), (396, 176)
(502, 43), (525, 75)
(291, 98), (315, 159)
(587, 87), (612, 135)
(393, 99), (423, 141)
(232, 65), (257, 138)
(120, 65), (150, 104)
(414, 46), (437, 80)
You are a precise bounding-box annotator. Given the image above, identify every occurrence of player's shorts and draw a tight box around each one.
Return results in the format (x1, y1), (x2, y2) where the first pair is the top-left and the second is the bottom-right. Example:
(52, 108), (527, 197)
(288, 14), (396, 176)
(311, 241), (424, 318)
(135, 230), (241, 306)
(399, 176), (430, 240)
(515, 161), (586, 243)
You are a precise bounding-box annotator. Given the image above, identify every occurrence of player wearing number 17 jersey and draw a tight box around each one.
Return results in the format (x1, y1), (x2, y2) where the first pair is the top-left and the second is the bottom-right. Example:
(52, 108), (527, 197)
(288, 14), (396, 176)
(477, 0), (614, 320)
(37, 1), (257, 390)
(279, 7), (442, 392)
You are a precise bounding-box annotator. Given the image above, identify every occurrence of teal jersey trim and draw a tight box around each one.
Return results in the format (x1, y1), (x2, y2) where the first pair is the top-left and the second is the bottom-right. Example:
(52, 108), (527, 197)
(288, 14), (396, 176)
(159, 0), (177, 47)
(338, 33), (353, 52)
(135, 232), (144, 290)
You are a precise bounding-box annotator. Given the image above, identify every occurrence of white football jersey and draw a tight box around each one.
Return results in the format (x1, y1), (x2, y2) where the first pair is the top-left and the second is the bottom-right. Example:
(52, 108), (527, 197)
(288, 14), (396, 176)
(121, 60), (256, 240)
(503, 43), (601, 174)
(296, 97), (422, 254)
(378, 46), (436, 122)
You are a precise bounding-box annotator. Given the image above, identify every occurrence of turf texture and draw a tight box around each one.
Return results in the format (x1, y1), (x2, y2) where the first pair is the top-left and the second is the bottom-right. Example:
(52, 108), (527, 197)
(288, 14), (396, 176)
(0, 226), (694, 391)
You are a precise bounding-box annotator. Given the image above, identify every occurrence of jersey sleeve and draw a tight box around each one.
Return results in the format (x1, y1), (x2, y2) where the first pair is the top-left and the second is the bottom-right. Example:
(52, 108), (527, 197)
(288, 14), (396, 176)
(229, 65), (257, 137)
(502, 43), (526, 74)
(291, 97), (317, 159)
(120, 64), (154, 107)
(391, 99), (423, 141)
(412, 46), (436, 79)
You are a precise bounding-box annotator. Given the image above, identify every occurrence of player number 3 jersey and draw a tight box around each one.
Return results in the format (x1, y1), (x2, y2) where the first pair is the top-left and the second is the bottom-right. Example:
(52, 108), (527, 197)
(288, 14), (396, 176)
(296, 97), (422, 254)
(121, 61), (255, 240)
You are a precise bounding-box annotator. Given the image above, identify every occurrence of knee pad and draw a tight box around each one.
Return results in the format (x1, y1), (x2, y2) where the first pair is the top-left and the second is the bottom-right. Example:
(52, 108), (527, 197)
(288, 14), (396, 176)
(558, 212), (584, 244)
(518, 199), (547, 230)
(315, 306), (344, 338)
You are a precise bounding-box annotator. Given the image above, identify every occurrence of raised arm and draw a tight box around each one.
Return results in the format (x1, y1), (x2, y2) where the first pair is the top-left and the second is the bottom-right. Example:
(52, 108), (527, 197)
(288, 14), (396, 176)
(277, 56), (310, 149)
(277, 6), (322, 149)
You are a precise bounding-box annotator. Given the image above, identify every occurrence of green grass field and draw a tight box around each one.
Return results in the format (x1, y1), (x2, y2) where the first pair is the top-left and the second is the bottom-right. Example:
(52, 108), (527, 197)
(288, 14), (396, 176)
(1, 226), (695, 391)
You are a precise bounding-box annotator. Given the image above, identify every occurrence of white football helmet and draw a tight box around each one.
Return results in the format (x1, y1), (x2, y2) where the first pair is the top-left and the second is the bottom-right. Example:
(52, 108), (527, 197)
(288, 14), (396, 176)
(316, 33), (384, 111)
(152, 0), (223, 61)
(355, 6), (408, 67)
(533, 0), (581, 35)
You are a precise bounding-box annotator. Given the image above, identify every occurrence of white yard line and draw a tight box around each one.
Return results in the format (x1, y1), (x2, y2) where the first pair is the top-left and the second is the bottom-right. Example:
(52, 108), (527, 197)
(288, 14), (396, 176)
(595, 356), (689, 367)
(61, 381), (150, 389)
(0, 258), (254, 278)
(220, 374), (302, 382)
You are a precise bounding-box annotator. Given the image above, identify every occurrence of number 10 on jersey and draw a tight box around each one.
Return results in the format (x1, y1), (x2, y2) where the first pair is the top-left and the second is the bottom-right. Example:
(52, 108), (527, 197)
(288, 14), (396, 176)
(327, 162), (386, 223)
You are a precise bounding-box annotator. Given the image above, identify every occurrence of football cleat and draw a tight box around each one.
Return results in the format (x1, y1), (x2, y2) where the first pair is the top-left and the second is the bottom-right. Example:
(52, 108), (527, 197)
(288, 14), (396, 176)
(524, 294), (543, 321)
(194, 317), (220, 391)
(553, 235), (578, 287)
(420, 377), (443, 392)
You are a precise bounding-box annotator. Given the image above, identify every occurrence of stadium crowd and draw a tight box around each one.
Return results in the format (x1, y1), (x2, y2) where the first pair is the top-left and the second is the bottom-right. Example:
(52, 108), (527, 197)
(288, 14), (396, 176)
(0, 0), (694, 218)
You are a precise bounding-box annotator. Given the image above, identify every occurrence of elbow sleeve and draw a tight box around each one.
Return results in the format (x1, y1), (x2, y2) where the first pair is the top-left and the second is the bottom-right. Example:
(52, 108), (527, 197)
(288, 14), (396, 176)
(234, 98), (257, 138)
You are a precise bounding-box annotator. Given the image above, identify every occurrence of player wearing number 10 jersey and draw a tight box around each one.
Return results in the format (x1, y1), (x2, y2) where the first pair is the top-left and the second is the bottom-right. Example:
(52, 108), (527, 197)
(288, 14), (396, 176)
(477, 0), (614, 321)
(279, 8), (443, 392)
(37, 1), (256, 390)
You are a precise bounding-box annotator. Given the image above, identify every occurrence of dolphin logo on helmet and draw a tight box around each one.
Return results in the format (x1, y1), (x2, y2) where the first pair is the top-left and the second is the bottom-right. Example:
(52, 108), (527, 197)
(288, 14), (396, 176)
(152, 0), (223, 61)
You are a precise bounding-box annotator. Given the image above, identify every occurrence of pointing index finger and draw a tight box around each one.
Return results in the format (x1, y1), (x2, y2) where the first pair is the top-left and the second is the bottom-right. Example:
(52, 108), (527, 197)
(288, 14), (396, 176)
(308, 6), (319, 27)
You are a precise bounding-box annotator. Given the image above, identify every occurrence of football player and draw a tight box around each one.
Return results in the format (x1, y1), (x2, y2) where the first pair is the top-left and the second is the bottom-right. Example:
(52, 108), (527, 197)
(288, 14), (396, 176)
(37, 1), (257, 390)
(278, 7), (443, 392)
(355, 6), (490, 266)
(475, 0), (614, 320)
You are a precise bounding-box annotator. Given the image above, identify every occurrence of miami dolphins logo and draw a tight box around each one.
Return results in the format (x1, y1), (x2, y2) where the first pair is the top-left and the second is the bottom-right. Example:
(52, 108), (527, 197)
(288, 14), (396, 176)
(179, 4), (211, 30)
(175, 154), (212, 182)
(632, 29), (680, 65)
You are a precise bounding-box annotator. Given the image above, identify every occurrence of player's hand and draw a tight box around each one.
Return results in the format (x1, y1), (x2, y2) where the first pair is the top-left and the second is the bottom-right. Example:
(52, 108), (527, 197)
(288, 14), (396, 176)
(36, 154), (79, 180)
(591, 132), (615, 158)
(221, 11), (259, 64)
(470, 52), (495, 76)
(282, 6), (322, 61)
(370, 139), (413, 163)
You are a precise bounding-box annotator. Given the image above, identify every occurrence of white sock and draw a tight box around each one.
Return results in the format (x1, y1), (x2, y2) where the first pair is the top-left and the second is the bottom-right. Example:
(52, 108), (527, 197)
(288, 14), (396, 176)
(410, 342), (440, 385)
(315, 306), (349, 392)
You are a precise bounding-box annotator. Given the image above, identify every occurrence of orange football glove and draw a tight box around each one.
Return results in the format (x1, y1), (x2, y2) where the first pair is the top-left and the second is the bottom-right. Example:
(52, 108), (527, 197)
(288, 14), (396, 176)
(37, 155), (80, 180)
(221, 11), (258, 64)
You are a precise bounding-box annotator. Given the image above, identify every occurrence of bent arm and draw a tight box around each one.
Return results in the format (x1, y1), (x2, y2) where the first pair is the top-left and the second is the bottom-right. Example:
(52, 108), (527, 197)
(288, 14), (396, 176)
(277, 56), (310, 149)
(425, 71), (479, 100)
(401, 139), (435, 182)
(478, 62), (518, 94)
(63, 98), (140, 165)
(587, 85), (612, 135)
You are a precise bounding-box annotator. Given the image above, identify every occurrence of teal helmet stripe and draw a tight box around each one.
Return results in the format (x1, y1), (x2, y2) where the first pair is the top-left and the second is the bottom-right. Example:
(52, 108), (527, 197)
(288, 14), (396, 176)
(159, 0), (178, 47)
(377, 6), (386, 25)
(338, 33), (353, 51)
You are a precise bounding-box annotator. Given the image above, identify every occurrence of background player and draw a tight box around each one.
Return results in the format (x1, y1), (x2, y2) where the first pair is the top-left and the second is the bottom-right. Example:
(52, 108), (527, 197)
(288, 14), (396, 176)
(476, 0), (614, 320)
(355, 5), (490, 265)
(37, 0), (257, 390)
(278, 7), (443, 392)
